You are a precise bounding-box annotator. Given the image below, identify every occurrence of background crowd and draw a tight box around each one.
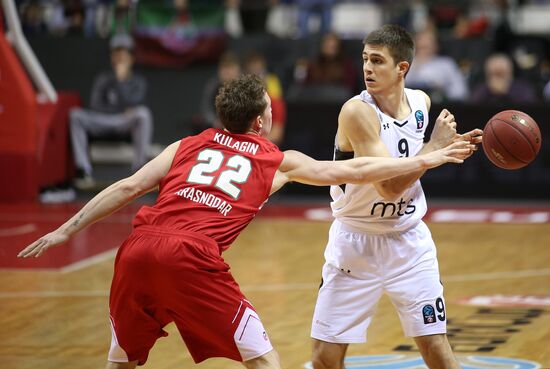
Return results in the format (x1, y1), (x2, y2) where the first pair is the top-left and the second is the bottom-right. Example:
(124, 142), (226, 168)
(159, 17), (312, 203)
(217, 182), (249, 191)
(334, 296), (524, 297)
(8, 0), (550, 201)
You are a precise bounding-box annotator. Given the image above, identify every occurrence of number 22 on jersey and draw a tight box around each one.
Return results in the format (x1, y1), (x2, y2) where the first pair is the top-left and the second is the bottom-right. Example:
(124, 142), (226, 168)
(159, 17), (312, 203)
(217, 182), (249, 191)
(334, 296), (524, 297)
(187, 149), (252, 199)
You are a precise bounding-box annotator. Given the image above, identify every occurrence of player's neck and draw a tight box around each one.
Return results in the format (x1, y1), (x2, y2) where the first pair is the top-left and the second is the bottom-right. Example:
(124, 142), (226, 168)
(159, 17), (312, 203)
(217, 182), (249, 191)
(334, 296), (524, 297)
(372, 87), (410, 120)
(223, 128), (261, 136)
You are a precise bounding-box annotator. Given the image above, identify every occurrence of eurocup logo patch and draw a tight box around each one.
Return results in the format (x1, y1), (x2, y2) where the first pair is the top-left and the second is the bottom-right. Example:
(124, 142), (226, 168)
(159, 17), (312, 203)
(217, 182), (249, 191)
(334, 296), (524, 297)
(304, 355), (542, 369)
(415, 110), (424, 129)
(422, 304), (436, 324)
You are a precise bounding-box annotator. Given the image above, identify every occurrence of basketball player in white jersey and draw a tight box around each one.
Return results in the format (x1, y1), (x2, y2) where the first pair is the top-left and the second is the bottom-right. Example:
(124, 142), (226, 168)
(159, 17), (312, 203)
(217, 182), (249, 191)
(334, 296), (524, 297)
(310, 25), (483, 369)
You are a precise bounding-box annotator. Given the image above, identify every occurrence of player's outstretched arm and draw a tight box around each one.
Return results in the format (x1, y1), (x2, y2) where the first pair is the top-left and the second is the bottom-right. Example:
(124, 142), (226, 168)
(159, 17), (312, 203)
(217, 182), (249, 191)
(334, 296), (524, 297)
(18, 142), (181, 258)
(340, 100), (481, 200)
(272, 141), (472, 191)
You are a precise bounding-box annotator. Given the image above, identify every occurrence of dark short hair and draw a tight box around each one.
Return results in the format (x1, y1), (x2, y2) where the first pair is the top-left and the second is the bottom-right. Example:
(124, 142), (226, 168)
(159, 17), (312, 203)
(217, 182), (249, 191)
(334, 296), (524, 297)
(363, 24), (414, 66)
(215, 74), (267, 134)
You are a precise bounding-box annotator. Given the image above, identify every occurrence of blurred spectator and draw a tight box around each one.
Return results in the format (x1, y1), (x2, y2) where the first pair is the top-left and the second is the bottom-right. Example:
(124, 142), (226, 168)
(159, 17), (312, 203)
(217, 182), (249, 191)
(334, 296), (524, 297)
(192, 51), (241, 134)
(405, 28), (468, 101)
(69, 34), (153, 189)
(20, 0), (47, 35)
(297, 0), (333, 37)
(297, 32), (357, 94)
(227, 0), (274, 34)
(471, 53), (537, 104)
(383, 0), (416, 31)
(63, 0), (85, 35)
(543, 79), (550, 101)
(82, 0), (98, 37)
(18, 0), (135, 37)
(111, 0), (134, 35)
(425, 0), (469, 36)
(244, 51), (286, 145)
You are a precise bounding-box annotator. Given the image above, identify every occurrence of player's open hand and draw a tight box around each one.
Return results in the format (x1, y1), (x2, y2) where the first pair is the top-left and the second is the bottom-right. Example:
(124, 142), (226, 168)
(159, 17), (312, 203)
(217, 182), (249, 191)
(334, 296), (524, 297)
(429, 109), (457, 150)
(423, 141), (476, 169)
(18, 231), (69, 258)
(456, 128), (483, 145)
(454, 128), (483, 159)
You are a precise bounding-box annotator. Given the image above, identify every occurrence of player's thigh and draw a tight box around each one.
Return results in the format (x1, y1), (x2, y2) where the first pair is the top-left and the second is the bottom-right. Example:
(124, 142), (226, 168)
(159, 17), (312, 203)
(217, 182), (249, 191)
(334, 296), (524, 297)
(109, 235), (173, 365)
(242, 349), (281, 369)
(169, 268), (273, 363)
(388, 269), (446, 337)
(311, 263), (383, 343)
(385, 225), (447, 336)
(312, 222), (385, 343)
(74, 110), (129, 134)
(311, 339), (348, 369)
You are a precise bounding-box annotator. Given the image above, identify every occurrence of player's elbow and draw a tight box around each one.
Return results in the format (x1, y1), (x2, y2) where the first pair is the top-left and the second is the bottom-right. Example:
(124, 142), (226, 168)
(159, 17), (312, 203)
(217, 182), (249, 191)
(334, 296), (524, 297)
(115, 178), (145, 200)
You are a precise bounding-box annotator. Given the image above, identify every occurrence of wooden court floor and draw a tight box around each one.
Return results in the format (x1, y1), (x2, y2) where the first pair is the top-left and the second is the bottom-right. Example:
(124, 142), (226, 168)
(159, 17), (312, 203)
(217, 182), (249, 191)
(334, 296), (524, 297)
(1, 217), (550, 369)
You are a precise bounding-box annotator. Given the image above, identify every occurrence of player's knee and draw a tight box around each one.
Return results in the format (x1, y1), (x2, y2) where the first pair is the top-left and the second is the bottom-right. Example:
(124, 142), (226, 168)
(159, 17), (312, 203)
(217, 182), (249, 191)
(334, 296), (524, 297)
(414, 334), (458, 368)
(242, 350), (281, 369)
(69, 108), (84, 125)
(133, 106), (153, 124)
(415, 333), (447, 353)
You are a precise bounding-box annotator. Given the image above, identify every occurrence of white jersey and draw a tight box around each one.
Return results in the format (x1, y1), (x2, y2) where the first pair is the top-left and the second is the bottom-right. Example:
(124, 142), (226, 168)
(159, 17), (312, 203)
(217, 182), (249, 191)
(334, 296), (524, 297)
(330, 88), (429, 234)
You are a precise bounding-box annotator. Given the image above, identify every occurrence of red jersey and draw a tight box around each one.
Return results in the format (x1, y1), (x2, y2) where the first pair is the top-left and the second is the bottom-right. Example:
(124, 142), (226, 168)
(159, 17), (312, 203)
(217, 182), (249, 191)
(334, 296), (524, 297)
(133, 128), (284, 251)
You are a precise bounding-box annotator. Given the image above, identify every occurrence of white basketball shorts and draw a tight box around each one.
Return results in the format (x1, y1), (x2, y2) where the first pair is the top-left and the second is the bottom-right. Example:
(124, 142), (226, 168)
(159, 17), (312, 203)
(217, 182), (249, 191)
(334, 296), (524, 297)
(311, 219), (447, 343)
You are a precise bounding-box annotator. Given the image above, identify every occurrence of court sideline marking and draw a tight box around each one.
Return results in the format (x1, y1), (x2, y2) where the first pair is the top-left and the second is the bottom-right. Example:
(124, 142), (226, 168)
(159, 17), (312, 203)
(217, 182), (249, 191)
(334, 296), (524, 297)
(0, 223), (37, 237)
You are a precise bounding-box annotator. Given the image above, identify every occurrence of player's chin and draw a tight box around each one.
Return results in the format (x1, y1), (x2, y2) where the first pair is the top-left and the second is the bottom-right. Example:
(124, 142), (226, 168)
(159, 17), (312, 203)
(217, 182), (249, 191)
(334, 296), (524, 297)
(365, 85), (378, 94)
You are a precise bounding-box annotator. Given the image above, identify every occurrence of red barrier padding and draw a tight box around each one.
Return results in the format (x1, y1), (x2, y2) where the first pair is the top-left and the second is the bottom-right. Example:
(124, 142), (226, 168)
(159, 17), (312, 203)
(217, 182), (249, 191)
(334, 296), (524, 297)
(37, 92), (80, 187)
(0, 24), (80, 201)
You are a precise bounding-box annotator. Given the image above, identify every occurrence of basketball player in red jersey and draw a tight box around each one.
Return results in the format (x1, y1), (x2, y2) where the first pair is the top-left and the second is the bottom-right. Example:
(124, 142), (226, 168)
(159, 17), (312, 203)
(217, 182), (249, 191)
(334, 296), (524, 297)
(19, 75), (473, 369)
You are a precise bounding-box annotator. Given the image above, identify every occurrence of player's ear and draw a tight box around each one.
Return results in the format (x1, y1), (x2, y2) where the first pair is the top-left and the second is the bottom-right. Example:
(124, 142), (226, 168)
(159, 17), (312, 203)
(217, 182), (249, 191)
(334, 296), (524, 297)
(251, 115), (262, 133)
(397, 61), (410, 77)
(257, 115), (263, 128)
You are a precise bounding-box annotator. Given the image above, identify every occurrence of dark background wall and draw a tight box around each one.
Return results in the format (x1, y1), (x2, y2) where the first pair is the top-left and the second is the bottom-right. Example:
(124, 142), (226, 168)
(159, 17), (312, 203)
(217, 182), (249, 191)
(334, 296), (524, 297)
(29, 36), (550, 200)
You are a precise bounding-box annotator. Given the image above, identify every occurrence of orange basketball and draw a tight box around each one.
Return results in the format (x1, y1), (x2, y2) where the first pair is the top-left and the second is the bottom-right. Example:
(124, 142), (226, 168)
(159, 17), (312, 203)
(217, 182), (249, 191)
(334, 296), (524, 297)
(482, 110), (542, 170)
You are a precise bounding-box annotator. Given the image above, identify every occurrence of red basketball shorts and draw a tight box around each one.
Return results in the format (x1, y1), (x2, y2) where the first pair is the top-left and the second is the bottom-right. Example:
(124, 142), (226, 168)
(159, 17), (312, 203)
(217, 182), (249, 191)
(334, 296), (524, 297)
(108, 225), (273, 365)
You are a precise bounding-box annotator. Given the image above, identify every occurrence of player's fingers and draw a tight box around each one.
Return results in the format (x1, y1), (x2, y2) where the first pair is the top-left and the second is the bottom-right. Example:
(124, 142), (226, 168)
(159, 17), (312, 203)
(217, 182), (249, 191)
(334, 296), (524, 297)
(454, 148), (473, 156)
(448, 145), (475, 159)
(26, 242), (45, 258)
(471, 136), (483, 144)
(18, 239), (43, 258)
(450, 141), (465, 148)
(35, 244), (50, 258)
(462, 128), (483, 141)
(450, 140), (472, 150)
(447, 156), (464, 164)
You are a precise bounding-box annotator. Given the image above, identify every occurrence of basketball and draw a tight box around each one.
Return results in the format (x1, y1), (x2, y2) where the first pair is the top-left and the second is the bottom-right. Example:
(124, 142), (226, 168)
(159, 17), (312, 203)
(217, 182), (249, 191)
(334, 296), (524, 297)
(482, 110), (542, 170)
